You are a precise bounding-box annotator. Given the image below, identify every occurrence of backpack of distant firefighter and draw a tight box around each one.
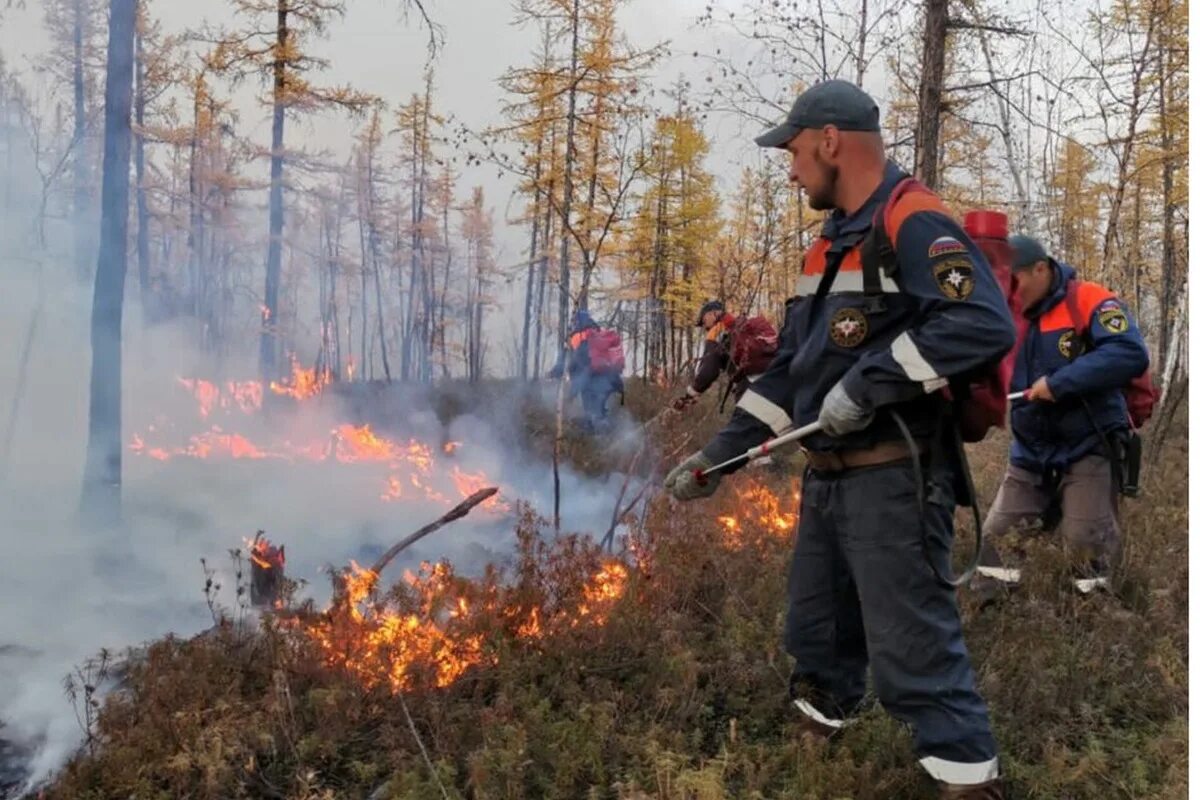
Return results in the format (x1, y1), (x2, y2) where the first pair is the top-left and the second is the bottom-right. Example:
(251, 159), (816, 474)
(587, 328), (626, 373)
(728, 315), (779, 377)
(1063, 279), (1159, 429)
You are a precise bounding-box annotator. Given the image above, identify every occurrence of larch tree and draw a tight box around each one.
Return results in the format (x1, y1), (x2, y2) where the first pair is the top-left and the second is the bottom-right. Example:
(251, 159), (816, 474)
(205, 0), (373, 379)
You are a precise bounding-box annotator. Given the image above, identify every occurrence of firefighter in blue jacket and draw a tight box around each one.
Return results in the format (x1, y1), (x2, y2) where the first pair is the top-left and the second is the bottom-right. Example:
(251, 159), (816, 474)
(975, 236), (1150, 596)
(549, 309), (623, 431)
(664, 80), (1015, 799)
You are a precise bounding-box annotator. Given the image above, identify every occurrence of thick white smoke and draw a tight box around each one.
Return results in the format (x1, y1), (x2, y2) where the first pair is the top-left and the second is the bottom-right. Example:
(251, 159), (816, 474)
(0, 255), (637, 793)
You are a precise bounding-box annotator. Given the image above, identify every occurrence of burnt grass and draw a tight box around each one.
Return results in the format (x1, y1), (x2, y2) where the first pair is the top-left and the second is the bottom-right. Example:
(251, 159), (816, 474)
(37, 380), (1187, 799)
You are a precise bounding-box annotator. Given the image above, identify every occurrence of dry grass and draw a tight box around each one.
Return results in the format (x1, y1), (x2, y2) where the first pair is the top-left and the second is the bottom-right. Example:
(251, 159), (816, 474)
(37, 380), (1187, 800)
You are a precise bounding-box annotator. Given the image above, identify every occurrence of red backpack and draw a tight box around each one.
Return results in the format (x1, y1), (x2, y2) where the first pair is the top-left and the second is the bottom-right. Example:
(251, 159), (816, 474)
(861, 181), (1022, 443)
(1063, 280), (1158, 429)
(587, 328), (626, 373)
(728, 315), (779, 377)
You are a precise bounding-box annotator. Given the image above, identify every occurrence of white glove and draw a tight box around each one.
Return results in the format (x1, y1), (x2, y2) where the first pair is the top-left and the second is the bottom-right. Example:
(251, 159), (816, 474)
(817, 381), (874, 437)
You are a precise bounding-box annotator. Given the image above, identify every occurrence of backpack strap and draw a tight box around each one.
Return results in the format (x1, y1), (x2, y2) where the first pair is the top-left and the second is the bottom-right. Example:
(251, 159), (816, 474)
(861, 176), (925, 314)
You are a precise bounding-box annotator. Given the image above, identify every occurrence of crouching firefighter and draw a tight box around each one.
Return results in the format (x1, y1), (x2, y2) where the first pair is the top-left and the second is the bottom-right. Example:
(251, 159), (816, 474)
(663, 80), (1016, 799)
(672, 300), (780, 413)
(974, 235), (1153, 598)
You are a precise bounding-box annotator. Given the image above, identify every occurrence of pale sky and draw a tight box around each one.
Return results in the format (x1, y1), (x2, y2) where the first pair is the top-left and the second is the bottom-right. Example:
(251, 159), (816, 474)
(1, 0), (798, 359)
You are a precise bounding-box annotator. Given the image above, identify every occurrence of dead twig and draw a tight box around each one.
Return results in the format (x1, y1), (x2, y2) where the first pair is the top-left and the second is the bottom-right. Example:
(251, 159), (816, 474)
(398, 691), (451, 800)
(369, 487), (499, 579)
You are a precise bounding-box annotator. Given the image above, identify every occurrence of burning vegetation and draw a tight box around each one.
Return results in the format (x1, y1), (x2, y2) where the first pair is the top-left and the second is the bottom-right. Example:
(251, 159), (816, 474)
(23, 384), (1190, 800)
(128, 357), (511, 515)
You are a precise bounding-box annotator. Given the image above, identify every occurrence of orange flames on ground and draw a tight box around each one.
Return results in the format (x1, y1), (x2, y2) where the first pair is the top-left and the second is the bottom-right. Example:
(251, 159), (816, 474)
(269, 357), (332, 401)
(130, 358), (508, 514)
(716, 478), (801, 546)
(303, 558), (628, 691)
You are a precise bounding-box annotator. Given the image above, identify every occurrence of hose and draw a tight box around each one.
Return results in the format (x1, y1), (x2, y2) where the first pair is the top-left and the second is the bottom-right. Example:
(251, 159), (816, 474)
(888, 408), (982, 588)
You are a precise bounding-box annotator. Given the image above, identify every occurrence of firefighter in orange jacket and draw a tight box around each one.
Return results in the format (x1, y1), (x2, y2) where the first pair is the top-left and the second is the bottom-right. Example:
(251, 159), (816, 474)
(976, 235), (1149, 596)
(549, 309), (623, 431)
(673, 300), (779, 412)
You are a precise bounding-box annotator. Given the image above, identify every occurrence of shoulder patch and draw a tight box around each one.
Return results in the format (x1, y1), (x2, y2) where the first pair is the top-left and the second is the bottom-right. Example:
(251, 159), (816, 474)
(1098, 305), (1129, 334)
(830, 307), (868, 348)
(1098, 298), (1122, 313)
(1057, 330), (1077, 359)
(932, 256), (975, 301)
(928, 236), (968, 258)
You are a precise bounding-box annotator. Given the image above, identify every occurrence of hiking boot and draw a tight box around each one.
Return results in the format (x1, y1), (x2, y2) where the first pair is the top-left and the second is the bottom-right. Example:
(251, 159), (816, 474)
(1072, 575), (1111, 595)
(968, 567), (1021, 610)
(937, 778), (1005, 799)
(791, 698), (847, 740)
(1071, 561), (1112, 596)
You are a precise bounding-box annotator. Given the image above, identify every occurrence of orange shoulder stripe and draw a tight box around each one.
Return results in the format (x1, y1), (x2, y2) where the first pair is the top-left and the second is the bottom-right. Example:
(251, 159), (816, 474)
(1038, 281), (1118, 332)
(1075, 280), (1117, 317)
(885, 191), (955, 243)
(802, 239), (831, 276)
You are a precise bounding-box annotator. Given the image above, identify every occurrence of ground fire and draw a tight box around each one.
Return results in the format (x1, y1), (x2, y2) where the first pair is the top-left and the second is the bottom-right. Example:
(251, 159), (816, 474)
(129, 357), (510, 514)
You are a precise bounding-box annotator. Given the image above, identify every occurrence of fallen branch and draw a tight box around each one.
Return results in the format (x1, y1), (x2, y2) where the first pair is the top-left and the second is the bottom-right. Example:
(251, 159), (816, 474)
(369, 487), (500, 579)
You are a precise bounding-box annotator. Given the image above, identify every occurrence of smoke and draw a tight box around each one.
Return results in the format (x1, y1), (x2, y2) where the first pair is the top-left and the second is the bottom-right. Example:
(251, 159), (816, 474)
(0, 253), (640, 793)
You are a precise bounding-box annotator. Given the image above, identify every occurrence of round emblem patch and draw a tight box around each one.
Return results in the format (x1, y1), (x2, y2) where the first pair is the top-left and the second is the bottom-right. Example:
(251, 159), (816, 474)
(830, 307), (869, 348)
(932, 257), (975, 300)
(1099, 307), (1129, 333)
(1057, 330), (1076, 359)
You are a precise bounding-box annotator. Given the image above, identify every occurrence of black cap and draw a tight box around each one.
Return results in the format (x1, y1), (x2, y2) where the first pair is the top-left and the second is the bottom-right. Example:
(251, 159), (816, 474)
(1009, 234), (1049, 271)
(755, 79), (881, 148)
(696, 299), (724, 327)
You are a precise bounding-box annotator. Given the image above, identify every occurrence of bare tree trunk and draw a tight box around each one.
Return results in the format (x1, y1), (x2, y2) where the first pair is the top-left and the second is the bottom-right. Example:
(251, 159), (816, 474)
(533, 128), (556, 376)
(915, 0), (948, 191)
(81, 0), (136, 523)
(556, 0), (581, 344)
(134, 13), (151, 320)
(855, 0), (869, 85)
(520, 160), (542, 380)
(259, 0), (289, 380)
(1156, 28), (1178, 369)
(73, 0), (90, 283)
(973, 22), (1031, 230)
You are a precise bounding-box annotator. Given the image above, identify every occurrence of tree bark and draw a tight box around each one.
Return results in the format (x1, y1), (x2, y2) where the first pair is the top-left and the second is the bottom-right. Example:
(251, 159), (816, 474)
(73, 0), (90, 283)
(556, 0), (581, 344)
(134, 12), (151, 320)
(259, 0), (289, 380)
(81, 0), (136, 523)
(915, 0), (949, 191)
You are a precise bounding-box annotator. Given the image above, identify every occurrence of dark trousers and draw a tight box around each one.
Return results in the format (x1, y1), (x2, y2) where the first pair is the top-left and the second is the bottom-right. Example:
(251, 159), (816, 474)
(786, 461), (998, 783)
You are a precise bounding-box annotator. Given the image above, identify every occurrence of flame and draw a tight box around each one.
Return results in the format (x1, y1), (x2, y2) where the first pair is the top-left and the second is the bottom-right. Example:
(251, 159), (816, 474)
(715, 478), (800, 547)
(246, 534), (285, 571)
(269, 356), (331, 400)
(177, 378), (265, 418)
(302, 558), (629, 692)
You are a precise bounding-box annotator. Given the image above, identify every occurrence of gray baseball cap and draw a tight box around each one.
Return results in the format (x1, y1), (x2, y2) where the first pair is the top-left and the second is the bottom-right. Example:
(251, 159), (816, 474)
(1009, 234), (1049, 271)
(755, 79), (881, 148)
